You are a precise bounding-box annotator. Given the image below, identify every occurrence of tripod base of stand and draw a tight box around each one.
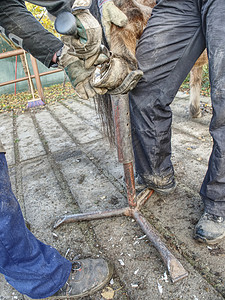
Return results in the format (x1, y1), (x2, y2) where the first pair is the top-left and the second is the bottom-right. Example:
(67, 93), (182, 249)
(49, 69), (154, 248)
(54, 188), (188, 283)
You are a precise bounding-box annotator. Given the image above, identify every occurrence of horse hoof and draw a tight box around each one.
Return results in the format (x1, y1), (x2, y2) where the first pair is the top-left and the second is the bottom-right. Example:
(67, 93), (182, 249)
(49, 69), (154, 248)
(189, 105), (202, 118)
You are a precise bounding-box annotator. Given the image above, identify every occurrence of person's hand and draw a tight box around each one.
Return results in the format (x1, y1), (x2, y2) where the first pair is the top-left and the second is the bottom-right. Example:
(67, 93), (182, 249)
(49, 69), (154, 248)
(101, 0), (128, 44)
(58, 46), (107, 99)
(91, 54), (143, 95)
(61, 0), (103, 68)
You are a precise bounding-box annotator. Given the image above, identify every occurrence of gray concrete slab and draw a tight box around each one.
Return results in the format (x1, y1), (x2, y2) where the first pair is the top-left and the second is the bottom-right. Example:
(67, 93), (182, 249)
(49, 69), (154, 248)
(0, 112), (14, 165)
(1, 93), (224, 300)
(17, 114), (46, 162)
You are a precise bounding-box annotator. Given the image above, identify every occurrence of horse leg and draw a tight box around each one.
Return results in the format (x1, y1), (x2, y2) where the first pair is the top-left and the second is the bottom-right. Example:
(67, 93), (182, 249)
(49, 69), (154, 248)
(109, 4), (147, 71)
(189, 50), (208, 118)
(189, 65), (203, 118)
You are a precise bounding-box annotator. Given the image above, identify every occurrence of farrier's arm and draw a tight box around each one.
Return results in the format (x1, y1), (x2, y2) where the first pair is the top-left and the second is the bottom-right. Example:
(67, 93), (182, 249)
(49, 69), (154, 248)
(0, 0), (63, 67)
(0, 0), (141, 97)
(0, 0), (108, 100)
(25, 0), (74, 16)
(0, 0), (100, 67)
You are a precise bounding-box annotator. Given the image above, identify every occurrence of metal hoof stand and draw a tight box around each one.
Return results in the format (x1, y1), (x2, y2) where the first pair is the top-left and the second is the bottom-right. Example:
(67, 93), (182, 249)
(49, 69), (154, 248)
(54, 94), (188, 283)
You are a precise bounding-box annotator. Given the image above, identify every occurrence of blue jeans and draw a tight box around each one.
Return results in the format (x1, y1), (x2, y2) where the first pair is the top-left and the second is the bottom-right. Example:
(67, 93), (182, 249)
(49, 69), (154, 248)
(0, 153), (72, 298)
(130, 0), (225, 217)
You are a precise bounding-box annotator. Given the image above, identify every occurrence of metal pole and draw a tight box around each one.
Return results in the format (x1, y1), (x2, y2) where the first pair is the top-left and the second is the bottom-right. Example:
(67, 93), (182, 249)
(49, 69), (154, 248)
(111, 94), (137, 207)
(54, 207), (130, 229)
(30, 55), (44, 100)
(0, 49), (25, 59)
(133, 210), (188, 283)
(0, 69), (62, 87)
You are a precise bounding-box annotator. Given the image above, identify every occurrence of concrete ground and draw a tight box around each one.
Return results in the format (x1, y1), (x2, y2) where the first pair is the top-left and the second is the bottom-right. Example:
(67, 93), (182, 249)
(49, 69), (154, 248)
(0, 91), (224, 300)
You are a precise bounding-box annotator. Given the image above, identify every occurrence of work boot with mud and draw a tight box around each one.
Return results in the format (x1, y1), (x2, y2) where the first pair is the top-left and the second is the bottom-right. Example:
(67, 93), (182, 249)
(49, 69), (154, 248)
(194, 212), (225, 244)
(135, 174), (177, 195)
(52, 258), (113, 298)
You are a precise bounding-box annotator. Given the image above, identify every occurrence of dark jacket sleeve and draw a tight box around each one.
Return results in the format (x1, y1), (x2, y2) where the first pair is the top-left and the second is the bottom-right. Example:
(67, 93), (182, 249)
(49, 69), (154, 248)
(26, 0), (73, 16)
(0, 0), (63, 67)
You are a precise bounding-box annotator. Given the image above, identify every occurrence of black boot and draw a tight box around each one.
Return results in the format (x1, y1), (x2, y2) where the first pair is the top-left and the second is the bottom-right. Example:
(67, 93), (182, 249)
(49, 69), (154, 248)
(135, 174), (177, 195)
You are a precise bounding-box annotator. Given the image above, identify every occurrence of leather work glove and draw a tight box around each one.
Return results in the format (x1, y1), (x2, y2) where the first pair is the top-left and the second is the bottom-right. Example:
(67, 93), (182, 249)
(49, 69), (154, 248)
(91, 54), (143, 95)
(61, 0), (104, 68)
(99, 0), (128, 45)
(58, 45), (107, 99)
(92, 1), (143, 94)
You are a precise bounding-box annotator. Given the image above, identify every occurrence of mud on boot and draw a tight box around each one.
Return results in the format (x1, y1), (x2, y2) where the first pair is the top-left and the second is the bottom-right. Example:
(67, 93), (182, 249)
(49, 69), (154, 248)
(52, 258), (113, 298)
(194, 212), (225, 244)
(135, 173), (177, 195)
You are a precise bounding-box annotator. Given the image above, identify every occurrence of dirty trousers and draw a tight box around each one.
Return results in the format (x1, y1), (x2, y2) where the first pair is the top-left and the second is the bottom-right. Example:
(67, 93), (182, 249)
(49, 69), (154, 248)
(130, 0), (225, 216)
(0, 153), (71, 298)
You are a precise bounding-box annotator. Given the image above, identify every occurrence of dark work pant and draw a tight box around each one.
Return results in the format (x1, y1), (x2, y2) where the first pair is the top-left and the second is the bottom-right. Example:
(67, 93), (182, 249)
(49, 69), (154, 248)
(0, 0), (64, 67)
(130, 0), (225, 217)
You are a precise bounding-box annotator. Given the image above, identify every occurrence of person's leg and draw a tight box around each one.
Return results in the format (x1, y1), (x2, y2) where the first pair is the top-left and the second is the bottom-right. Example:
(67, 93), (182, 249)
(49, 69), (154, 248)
(129, 0), (206, 193)
(0, 152), (113, 298)
(200, 0), (225, 216)
(0, 0), (63, 67)
(194, 0), (225, 244)
(0, 153), (72, 298)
